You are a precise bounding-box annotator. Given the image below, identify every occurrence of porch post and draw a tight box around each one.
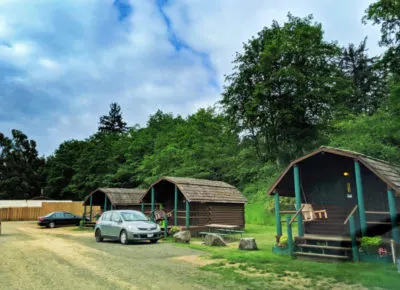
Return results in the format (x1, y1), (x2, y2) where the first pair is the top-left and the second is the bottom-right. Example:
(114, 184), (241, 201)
(286, 216), (293, 255)
(151, 187), (155, 221)
(141, 202), (145, 214)
(185, 200), (190, 229)
(82, 205), (87, 226)
(110, 204), (113, 210)
(104, 194), (108, 211)
(174, 185), (178, 226)
(349, 216), (359, 262)
(89, 195), (93, 221)
(274, 193), (282, 236)
(354, 160), (367, 235)
(387, 189), (399, 243)
(294, 165), (304, 237)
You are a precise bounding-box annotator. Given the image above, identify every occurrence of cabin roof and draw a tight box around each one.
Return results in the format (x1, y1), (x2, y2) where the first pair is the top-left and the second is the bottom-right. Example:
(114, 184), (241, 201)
(149, 176), (247, 204)
(83, 188), (146, 206)
(267, 146), (400, 195)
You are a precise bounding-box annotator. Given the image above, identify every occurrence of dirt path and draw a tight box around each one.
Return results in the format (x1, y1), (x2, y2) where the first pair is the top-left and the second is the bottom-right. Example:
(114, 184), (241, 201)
(0, 222), (237, 290)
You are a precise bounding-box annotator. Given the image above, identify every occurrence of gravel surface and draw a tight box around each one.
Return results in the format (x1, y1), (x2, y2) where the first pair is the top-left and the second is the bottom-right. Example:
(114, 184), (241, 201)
(0, 222), (239, 290)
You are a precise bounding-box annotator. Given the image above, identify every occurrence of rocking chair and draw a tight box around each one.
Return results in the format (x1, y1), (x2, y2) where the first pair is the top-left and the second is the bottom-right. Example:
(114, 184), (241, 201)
(301, 203), (328, 222)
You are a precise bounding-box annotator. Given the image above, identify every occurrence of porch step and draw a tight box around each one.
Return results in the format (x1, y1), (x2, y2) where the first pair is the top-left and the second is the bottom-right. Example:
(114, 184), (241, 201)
(297, 244), (352, 251)
(295, 252), (350, 262)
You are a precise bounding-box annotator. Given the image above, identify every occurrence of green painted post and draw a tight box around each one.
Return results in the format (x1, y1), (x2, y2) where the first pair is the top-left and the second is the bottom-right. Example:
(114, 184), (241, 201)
(274, 193), (282, 236)
(294, 165), (304, 237)
(185, 200), (190, 229)
(89, 195), (93, 221)
(387, 189), (399, 243)
(174, 185), (178, 226)
(164, 216), (168, 237)
(349, 216), (359, 262)
(141, 202), (145, 214)
(82, 205), (87, 226)
(151, 187), (155, 221)
(354, 160), (367, 236)
(110, 204), (113, 210)
(104, 195), (108, 211)
(286, 216), (293, 255)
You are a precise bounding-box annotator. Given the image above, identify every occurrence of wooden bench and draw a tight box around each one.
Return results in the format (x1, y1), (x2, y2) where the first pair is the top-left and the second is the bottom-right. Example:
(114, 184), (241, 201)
(216, 229), (244, 237)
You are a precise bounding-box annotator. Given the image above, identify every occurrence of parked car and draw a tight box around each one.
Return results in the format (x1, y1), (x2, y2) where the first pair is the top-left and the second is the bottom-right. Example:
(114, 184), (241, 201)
(38, 211), (85, 228)
(94, 210), (162, 245)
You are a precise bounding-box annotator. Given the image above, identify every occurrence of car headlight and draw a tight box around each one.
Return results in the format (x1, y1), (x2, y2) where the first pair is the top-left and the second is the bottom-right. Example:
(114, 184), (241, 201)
(128, 225), (138, 231)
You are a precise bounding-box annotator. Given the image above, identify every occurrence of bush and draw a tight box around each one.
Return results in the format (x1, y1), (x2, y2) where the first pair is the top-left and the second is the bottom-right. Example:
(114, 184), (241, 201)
(360, 236), (382, 252)
(277, 234), (288, 248)
(170, 226), (180, 235)
(79, 220), (85, 229)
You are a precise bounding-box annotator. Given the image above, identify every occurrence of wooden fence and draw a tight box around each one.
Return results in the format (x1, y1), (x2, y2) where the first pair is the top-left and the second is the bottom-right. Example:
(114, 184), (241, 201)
(0, 202), (100, 221)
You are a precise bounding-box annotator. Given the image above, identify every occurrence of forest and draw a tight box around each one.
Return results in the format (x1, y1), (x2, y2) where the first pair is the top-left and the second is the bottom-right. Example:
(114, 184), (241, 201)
(0, 0), (399, 209)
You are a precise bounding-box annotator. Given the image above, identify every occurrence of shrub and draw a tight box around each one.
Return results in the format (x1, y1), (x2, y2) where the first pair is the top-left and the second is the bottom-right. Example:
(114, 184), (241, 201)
(276, 234), (288, 248)
(360, 236), (382, 252)
(170, 226), (180, 235)
(79, 220), (85, 229)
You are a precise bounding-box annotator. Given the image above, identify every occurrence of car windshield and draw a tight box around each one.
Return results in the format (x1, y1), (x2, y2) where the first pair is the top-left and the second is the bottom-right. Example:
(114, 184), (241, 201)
(120, 211), (148, 222)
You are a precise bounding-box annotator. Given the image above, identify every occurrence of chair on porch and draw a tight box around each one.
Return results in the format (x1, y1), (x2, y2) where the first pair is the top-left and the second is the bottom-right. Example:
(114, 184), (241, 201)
(301, 203), (328, 222)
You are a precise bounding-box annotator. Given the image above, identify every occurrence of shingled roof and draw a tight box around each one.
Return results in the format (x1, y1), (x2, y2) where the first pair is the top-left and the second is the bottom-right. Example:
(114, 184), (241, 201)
(150, 177), (247, 204)
(84, 188), (146, 206)
(267, 146), (400, 195)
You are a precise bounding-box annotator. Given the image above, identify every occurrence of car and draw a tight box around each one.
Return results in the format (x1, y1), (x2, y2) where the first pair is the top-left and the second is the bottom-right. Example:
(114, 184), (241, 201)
(37, 211), (84, 228)
(94, 210), (162, 245)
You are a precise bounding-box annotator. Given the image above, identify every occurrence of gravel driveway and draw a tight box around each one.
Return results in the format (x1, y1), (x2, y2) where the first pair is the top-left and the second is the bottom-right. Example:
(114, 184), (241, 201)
(0, 222), (236, 290)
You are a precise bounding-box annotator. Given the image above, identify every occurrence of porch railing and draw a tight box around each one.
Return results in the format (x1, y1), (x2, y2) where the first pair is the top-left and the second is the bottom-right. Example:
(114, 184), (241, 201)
(344, 205), (359, 262)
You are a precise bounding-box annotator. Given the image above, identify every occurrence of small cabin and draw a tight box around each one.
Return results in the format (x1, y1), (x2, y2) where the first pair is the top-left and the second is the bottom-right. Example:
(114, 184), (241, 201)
(140, 177), (247, 235)
(82, 188), (146, 221)
(268, 146), (400, 262)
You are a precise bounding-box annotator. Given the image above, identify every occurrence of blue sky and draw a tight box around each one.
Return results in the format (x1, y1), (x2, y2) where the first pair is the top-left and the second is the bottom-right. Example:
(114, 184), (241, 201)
(0, 0), (382, 155)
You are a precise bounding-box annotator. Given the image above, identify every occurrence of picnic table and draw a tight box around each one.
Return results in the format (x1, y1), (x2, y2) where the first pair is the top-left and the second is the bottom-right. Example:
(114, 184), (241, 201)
(200, 224), (244, 240)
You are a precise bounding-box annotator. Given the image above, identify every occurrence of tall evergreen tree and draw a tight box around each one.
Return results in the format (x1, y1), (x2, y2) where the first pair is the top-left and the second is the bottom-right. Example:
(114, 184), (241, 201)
(98, 102), (128, 133)
(339, 38), (388, 114)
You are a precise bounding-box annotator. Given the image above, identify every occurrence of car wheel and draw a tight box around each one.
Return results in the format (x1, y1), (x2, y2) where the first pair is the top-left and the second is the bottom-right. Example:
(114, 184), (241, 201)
(49, 222), (56, 228)
(95, 229), (103, 242)
(120, 230), (129, 245)
(150, 239), (159, 244)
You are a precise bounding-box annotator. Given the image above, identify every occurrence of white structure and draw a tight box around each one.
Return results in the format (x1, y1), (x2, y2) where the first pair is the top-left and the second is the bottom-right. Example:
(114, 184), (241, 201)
(0, 200), (72, 208)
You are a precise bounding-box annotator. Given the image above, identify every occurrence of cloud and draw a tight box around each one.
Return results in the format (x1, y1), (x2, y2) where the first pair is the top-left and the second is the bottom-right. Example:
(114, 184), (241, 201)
(0, 0), (383, 155)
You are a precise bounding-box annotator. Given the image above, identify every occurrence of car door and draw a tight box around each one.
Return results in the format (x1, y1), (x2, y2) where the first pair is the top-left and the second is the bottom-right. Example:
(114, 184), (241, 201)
(53, 212), (65, 225)
(110, 212), (123, 238)
(100, 212), (111, 236)
(64, 212), (76, 225)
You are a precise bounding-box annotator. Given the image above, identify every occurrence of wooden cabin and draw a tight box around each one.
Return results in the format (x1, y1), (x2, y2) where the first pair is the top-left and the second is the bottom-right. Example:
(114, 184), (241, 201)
(140, 177), (247, 235)
(82, 188), (146, 221)
(268, 146), (400, 262)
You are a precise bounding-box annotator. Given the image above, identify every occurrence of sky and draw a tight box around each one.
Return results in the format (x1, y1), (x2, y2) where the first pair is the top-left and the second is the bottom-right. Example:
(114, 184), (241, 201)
(0, 0), (383, 156)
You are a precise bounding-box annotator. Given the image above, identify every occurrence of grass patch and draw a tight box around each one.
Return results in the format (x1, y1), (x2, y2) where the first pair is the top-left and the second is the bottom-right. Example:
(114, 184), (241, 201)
(71, 226), (94, 232)
(172, 222), (399, 289)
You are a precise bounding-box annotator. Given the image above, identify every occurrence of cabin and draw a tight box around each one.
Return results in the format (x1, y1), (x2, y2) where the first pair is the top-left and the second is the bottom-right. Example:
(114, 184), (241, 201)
(268, 146), (400, 262)
(140, 177), (247, 235)
(82, 188), (146, 221)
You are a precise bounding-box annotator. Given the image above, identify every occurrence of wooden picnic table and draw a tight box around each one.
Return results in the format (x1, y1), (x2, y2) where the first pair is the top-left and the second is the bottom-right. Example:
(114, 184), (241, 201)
(205, 223), (239, 229)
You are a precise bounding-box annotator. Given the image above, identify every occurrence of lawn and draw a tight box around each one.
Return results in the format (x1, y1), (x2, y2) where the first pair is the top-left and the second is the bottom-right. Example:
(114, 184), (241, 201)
(171, 206), (400, 289)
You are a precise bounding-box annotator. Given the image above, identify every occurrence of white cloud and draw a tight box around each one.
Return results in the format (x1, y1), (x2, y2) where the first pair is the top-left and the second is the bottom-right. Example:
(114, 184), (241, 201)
(0, 0), (385, 155)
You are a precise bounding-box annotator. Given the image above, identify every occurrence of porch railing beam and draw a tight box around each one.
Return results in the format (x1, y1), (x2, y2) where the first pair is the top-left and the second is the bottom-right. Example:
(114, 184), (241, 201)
(387, 189), (399, 243)
(354, 160), (367, 235)
(293, 165), (304, 237)
(274, 193), (282, 236)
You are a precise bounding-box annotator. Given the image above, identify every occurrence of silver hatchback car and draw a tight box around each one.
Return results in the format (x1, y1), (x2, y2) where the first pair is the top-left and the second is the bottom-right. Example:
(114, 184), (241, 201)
(94, 210), (162, 245)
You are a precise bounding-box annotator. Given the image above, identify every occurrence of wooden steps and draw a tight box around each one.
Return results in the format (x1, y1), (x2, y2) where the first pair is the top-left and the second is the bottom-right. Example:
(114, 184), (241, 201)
(294, 235), (354, 262)
(295, 252), (349, 262)
(297, 244), (351, 251)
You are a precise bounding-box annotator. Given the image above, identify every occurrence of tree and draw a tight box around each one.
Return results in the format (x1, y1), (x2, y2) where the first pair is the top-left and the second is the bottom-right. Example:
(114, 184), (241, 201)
(339, 38), (388, 114)
(364, 0), (400, 72)
(98, 102), (128, 133)
(0, 130), (43, 199)
(221, 14), (350, 163)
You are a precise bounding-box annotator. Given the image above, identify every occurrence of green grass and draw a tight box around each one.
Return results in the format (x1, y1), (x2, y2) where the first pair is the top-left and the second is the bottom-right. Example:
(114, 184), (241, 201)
(173, 221), (399, 289)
